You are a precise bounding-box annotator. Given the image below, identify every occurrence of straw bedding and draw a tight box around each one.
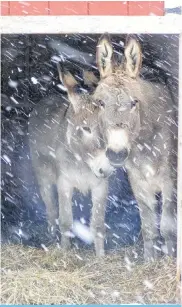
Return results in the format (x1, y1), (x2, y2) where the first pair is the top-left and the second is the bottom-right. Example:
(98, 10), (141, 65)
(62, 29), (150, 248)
(1, 244), (180, 304)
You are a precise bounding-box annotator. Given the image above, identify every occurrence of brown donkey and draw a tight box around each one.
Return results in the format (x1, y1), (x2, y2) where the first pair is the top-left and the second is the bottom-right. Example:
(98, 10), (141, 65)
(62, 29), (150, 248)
(28, 65), (113, 257)
(93, 34), (177, 261)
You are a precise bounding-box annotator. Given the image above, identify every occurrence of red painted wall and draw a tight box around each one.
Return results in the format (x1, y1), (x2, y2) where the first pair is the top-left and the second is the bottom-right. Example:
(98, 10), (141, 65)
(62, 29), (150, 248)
(0, 1), (164, 16)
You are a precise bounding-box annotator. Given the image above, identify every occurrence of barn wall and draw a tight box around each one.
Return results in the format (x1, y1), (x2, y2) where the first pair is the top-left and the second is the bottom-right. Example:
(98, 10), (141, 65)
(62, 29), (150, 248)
(0, 1), (165, 16)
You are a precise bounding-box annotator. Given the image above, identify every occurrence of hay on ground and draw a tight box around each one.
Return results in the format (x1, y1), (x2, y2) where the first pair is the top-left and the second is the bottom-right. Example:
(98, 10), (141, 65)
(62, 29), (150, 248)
(1, 244), (180, 304)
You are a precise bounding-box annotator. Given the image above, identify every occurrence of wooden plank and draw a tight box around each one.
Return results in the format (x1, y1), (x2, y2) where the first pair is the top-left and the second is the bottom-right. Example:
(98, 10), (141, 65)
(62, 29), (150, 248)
(2, 1), (165, 16)
(128, 1), (164, 16)
(149, 1), (164, 15)
(88, 1), (128, 16)
(1, 16), (181, 34)
(49, 1), (88, 15)
(0, 1), (10, 16)
(9, 1), (49, 16)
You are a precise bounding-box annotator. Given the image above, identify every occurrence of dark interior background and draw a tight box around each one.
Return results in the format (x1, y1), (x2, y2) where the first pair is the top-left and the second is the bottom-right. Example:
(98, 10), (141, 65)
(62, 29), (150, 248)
(1, 33), (179, 251)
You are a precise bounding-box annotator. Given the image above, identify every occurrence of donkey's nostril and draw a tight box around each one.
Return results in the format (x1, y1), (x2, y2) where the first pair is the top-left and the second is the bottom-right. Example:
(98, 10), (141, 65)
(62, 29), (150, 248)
(98, 168), (109, 178)
(99, 168), (104, 174)
(106, 149), (118, 161)
(106, 148), (128, 165)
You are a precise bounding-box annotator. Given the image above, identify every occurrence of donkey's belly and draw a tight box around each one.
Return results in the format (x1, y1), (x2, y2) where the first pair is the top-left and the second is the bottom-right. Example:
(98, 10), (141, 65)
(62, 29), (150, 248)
(126, 159), (161, 193)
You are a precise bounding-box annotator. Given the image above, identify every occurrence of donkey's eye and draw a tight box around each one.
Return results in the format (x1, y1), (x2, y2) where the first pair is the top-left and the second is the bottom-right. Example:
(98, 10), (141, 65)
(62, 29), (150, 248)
(98, 100), (105, 108)
(131, 99), (138, 108)
(82, 126), (92, 133)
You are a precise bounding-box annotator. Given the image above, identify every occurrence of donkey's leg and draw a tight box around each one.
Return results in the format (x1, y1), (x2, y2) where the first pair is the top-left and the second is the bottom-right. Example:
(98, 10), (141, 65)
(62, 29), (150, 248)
(36, 165), (58, 237)
(128, 174), (160, 261)
(160, 178), (177, 257)
(90, 180), (108, 257)
(57, 176), (73, 250)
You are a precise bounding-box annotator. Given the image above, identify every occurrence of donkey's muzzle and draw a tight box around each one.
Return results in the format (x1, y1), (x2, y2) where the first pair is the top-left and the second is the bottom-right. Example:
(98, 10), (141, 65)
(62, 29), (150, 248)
(106, 148), (128, 166)
(98, 167), (110, 178)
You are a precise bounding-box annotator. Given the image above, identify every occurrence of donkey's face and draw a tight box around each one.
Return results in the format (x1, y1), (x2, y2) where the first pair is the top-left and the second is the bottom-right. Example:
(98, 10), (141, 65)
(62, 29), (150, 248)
(94, 35), (142, 167)
(59, 65), (114, 178)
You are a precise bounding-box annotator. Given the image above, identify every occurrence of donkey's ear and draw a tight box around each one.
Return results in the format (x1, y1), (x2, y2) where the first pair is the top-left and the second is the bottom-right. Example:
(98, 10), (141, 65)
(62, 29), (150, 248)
(57, 63), (81, 112)
(93, 99), (106, 112)
(124, 38), (142, 78)
(96, 33), (113, 79)
(83, 70), (99, 87)
(57, 62), (78, 91)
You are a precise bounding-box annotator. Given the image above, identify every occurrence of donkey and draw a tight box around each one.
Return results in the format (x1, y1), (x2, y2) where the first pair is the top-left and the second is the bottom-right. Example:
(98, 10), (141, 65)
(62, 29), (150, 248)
(28, 64), (113, 257)
(93, 34), (177, 261)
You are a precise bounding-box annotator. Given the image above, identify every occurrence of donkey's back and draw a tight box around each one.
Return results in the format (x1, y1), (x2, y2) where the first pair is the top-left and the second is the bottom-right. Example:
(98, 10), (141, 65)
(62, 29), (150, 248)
(29, 94), (69, 162)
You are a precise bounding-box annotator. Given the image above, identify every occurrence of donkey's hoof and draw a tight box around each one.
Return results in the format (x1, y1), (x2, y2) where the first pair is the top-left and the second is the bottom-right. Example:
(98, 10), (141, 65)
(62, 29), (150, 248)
(96, 249), (105, 258)
(94, 237), (105, 258)
(164, 239), (176, 257)
(48, 225), (57, 238)
(144, 240), (161, 262)
(61, 237), (71, 250)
